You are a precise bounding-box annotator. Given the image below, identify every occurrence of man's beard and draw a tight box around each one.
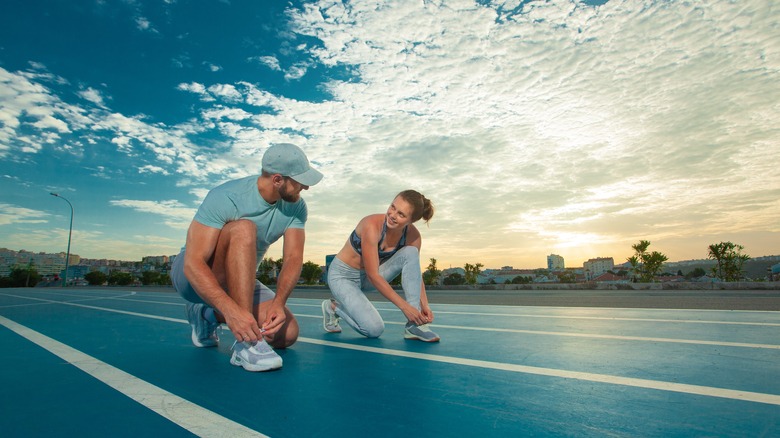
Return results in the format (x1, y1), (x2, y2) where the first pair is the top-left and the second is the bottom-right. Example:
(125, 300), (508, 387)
(279, 184), (300, 202)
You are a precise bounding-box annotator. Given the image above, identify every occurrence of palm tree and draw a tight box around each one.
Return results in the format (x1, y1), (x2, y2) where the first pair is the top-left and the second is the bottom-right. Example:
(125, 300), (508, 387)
(423, 258), (441, 285)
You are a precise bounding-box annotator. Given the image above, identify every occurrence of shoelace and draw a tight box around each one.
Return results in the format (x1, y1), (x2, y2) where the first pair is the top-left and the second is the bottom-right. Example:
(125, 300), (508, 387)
(415, 323), (431, 332)
(231, 340), (275, 354)
(250, 340), (275, 354)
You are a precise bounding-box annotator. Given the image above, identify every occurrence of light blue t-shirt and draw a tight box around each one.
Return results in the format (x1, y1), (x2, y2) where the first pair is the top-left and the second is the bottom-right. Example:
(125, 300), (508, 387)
(192, 175), (307, 262)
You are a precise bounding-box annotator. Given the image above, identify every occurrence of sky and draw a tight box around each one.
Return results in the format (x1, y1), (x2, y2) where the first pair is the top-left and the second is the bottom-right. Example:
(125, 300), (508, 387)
(1, 0), (778, 270)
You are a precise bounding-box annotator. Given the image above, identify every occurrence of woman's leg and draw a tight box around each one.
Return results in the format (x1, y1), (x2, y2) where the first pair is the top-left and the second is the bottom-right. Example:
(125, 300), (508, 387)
(327, 258), (385, 338)
(375, 246), (440, 342)
(374, 246), (423, 310)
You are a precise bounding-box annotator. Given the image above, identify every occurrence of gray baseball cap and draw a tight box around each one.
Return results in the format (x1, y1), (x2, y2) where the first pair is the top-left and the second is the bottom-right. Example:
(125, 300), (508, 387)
(261, 143), (323, 186)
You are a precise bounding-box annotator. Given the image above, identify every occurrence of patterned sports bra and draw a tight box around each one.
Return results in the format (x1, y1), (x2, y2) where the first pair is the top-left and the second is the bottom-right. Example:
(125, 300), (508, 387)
(349, 221), (408, 263)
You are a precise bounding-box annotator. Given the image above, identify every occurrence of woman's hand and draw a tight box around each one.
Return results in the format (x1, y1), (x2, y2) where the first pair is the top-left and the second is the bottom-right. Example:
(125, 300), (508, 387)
(421, 304), (434, 324)
(401, 304), (427, 326)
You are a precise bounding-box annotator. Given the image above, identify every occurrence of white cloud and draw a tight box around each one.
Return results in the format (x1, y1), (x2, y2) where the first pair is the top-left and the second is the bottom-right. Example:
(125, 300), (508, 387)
(78, 87), (107, 107)
(138, 164), (170, 175)
(205, 62), (222, 72)
(207, 84), (243, 102)
(0, 203), (49, 226)
(249, 55), (282, 71)
(135, 16), (158, 33)
(284, 63), (308, 81)
(109, 199), (194, 230)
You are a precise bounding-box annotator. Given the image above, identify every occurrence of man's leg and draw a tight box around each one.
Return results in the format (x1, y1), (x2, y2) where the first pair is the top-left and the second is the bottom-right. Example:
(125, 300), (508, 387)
(209, 220), (258, 320)
(208, 221), (299, 348)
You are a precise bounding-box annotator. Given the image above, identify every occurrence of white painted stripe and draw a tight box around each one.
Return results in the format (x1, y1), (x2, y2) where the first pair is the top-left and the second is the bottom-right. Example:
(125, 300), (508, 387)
(432, 310), (780, 327)
(298, 337), (780, 406)
(295, 314), (780, 350)
(0, 315), (268, 438)
(287, 300), (780, 327)
(428, 323), (780, 350)
(0, 293), (184, 323)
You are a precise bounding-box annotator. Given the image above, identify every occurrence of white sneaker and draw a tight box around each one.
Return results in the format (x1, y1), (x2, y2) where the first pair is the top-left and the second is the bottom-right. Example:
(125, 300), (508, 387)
(404, 322), (441, 342)
(321, 299), (341, 333)
(230, 340), (283, 372)
(185, 303), (218, 347)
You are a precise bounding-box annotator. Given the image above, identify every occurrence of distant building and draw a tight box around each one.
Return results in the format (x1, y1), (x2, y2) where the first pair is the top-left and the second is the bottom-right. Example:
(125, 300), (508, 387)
(547, 254), (565, 271)
(583, 257), (614, 280)
(142, 255), (169, 265)
(479, 267), (535, 284)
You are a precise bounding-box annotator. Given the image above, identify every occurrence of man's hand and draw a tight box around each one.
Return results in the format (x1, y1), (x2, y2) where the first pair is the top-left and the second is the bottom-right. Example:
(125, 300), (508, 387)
(260, 299), (288, 338)
(223, 303), (265, 343)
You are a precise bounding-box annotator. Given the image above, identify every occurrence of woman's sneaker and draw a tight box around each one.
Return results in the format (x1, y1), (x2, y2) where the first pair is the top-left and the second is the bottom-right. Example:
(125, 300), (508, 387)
(230, 340), (283, 372)
(404, 322), (440, 342)
(321, 299), (341, 333)
(185, 303), (219, 347)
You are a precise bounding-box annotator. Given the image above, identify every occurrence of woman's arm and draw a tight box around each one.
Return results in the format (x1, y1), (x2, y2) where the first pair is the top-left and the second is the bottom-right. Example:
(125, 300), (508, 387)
(360, 216), (427, 325)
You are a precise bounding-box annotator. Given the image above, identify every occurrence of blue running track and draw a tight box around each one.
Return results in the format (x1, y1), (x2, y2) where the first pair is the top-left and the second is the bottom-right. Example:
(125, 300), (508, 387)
(1, 287), (778, 437)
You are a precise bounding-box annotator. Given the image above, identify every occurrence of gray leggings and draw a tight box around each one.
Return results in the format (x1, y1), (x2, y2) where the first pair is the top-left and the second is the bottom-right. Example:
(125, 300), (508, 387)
(326, 246), (422, 338)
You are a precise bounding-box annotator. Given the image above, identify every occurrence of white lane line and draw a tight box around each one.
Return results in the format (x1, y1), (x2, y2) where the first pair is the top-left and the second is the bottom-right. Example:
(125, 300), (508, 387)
(294, 314), (780, 350)
(0, 315), (267, 438)
(287, 300), (780, 327)
(0, 290), (186, 307)
(300, 337), (780, 406)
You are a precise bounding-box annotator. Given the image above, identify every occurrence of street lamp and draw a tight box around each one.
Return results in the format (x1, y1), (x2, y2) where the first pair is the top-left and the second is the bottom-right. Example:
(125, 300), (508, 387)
(50, 193), (73, 287)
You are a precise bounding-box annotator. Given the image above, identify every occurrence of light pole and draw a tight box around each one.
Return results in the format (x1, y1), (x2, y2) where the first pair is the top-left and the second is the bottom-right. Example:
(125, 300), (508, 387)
(50, 193), (73, 287)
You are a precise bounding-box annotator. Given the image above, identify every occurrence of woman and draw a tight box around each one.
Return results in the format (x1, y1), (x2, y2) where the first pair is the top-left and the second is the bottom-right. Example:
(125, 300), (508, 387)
(322, 190), (440, 342)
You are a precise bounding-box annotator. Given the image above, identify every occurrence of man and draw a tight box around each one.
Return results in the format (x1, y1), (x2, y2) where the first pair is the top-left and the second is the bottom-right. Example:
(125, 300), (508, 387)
(171, 143), (322, 372)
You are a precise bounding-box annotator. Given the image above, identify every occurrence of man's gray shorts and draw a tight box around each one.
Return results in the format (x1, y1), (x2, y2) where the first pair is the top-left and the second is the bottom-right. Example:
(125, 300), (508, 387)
(171, 250), (275, 306)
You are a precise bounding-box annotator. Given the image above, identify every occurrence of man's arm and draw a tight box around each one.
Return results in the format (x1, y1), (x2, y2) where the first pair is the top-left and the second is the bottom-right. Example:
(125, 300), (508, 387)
(183, 221), (256, 332)
(261, 227), (305, 332)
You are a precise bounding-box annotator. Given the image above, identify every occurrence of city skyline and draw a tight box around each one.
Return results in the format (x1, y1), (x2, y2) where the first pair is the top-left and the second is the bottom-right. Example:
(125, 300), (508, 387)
(1, 1), (779, 270)
(3, 246), (778, 273)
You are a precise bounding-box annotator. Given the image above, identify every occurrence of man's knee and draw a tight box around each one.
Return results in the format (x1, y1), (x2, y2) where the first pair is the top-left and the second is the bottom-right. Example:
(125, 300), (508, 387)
(270, 332), (298, 349)
(269, 312), (299, 349)
(221, 219), (256, 242)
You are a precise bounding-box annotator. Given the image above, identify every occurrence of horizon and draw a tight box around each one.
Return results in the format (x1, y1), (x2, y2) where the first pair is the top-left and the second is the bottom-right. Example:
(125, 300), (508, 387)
(1, 1), (778, 269)
(3, 246), (777, 272)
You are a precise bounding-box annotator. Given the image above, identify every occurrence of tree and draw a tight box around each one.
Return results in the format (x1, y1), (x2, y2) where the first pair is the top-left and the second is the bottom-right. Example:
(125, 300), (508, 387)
(685, 267), (707, 280)
(423, 258), (441, 285)
(511, 275), (532, 284)
(85, 271), (107, 286)
(708, 241), (750, 281)
(300, 261), (323, 284)
(108, 271), (134, 286)
(442, 272), (465, 285)
(557, 271), (577, 283)
(463, 263), (483, 285)
(141, 271), (162, 286)
(628, 240), (668, 282)
(5, 267), (41, 287)
(643, 252), (668, 282)
(626, 255), (640, 282)
(257, 257), (278, 285)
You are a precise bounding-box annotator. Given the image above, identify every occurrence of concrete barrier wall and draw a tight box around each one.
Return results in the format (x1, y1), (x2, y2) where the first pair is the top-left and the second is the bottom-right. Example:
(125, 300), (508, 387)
(435, 281), (780, 291)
